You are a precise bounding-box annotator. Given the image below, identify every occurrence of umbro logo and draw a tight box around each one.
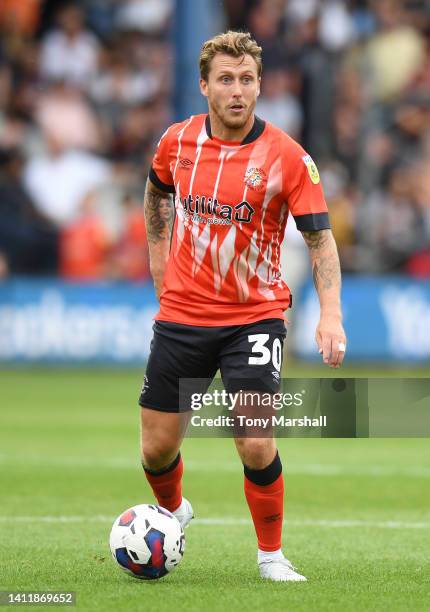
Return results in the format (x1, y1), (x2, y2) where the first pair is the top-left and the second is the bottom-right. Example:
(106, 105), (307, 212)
(263, 513), (281, 523)
(179, 158), (193, 169)
(271, 371), (280, 380)
(141, 375), (149, 393)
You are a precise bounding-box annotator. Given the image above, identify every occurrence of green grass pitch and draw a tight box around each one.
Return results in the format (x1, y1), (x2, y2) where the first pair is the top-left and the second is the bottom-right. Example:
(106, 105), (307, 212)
(1, 368), (429, 611)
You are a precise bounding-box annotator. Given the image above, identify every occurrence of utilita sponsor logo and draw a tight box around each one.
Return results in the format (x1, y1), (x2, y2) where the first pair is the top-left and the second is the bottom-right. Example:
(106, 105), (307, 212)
(181, 194), (255, 224)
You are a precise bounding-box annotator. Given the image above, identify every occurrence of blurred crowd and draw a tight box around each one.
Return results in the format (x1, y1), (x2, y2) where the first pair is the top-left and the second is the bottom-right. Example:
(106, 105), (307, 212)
(0, 0), (429, 281)
(230, 0), (430, 277)
(0, 0), (172, 280)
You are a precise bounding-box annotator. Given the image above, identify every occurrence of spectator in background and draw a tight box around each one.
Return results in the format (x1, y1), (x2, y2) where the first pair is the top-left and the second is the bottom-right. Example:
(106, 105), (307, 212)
(39, 3), (100, 88)
(89, 30), (171, 160)
(115, 0), (173, 36)
(0, 148), (58, 276)
(0, 0), (41, 38)
(256, 68), (302, 139)
(318, 0), (356, 53)
(285, 0), (318, 25)
(89, 41), (160, 139)
(90, 46), (159, 108)
(332, 65), (363, 180)
(23, 141), (111, 228)
(224, 0), (256, 31)
(297, 14), (337, 160)
(36, 81), (104, 152)
(319, 160), (356, 270)
(110, 193), (150, 281)
(111, 104), (156, 166)
(59, 191), (111, 280)
(83, 0), (118, 40)
(247, 0), (290, 70)
(356, 163), (421, 272)
(363, 0), (425, 102)
(60, 190), (150, 282)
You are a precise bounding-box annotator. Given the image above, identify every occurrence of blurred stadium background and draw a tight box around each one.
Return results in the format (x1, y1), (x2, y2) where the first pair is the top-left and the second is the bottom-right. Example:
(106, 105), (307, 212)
(0, 0), (429, 367)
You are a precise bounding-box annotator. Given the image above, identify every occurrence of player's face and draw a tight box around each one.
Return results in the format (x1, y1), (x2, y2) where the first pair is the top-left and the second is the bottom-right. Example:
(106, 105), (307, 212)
(200, 53), (261, 132)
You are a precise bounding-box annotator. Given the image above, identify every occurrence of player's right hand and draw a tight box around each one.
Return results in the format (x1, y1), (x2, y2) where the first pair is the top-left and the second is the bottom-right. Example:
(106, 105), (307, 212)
(316, 313), (346, 368)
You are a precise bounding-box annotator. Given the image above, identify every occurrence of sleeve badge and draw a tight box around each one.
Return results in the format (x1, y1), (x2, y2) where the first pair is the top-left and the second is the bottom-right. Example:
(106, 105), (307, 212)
(302, 155), (320, 185)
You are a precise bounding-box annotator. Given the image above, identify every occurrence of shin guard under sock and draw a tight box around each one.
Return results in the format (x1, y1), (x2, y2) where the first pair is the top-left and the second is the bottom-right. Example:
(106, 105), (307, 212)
(143, 453), (183, 512)
(243, 451), (284, 552)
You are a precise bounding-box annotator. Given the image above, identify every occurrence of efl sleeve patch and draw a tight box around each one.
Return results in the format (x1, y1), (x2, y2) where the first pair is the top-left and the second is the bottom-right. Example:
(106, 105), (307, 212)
(302, 155), (320, 185)
(282, 140), (328, 219)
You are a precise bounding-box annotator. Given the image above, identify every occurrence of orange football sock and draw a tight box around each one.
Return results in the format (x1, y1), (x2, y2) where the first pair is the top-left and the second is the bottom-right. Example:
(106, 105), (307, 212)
(143, 453), (183, 512)
(244, 452), (284, 552)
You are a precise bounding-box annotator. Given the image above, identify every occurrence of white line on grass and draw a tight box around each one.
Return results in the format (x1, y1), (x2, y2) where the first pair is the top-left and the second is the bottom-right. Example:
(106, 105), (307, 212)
(1, 455), (430, 478)
(0, 516), (429, 529)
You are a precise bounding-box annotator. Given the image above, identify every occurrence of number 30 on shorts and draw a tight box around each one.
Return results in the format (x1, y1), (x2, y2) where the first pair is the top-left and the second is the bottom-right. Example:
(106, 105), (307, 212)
(247, 334), (282, 372)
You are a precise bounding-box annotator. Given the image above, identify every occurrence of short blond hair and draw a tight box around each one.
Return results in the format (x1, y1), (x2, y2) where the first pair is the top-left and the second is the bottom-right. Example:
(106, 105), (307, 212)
(199, 30), (262, 81)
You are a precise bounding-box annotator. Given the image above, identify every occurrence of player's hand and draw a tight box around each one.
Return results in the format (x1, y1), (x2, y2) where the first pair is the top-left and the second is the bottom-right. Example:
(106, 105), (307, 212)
(316, 313), (346, 368)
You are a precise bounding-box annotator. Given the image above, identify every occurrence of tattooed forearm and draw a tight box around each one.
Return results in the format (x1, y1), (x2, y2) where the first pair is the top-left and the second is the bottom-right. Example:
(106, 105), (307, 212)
(143, 180), (174, 298)
(144, 180), (174, 244)
(302, 229), (342, 307)
(302, 229), (331, 251)
(312, 253), (339, 290)
(302, 231), (345, 366)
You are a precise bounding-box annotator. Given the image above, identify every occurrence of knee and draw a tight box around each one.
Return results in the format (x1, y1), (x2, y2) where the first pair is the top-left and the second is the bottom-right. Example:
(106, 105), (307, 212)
(141, 439), (178, 472)
(235, 437), (276, 470)
(140, 424), (181, 471)
(140, 409), (186, 471)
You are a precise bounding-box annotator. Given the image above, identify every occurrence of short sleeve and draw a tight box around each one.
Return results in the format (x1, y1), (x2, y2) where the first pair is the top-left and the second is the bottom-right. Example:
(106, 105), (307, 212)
(282, 141), (330, 231)
(149, 126), (176, 194)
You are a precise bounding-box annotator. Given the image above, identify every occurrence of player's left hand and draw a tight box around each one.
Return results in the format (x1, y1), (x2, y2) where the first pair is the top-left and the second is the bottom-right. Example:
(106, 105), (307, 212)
(316, 313), (346, 368)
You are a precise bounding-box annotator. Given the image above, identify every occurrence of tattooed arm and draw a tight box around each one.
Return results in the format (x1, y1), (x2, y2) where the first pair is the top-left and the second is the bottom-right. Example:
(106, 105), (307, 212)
(301, 229), (346, 368)
(144, 179), (174, 300)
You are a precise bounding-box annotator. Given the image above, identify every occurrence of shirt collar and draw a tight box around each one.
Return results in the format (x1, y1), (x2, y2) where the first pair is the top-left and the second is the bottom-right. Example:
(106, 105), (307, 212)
(205, 114), (266, 145)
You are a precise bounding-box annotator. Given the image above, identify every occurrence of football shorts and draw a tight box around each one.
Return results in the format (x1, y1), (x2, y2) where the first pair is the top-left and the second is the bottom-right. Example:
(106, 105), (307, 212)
(139, 318), (286, 412)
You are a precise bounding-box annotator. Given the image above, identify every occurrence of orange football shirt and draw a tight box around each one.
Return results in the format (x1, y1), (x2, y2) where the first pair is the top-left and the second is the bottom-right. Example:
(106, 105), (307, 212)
(149, 114), (329, 326)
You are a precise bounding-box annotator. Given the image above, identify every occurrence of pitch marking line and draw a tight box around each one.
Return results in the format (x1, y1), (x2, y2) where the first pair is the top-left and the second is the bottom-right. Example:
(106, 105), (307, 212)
(1, 455), (430, 477)
(0, 516), (428, 529)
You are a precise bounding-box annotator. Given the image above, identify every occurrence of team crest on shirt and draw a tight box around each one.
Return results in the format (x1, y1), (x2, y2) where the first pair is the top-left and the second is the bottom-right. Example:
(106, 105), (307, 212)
(244, 167), (267, 191)
(302, 155), (320, 185)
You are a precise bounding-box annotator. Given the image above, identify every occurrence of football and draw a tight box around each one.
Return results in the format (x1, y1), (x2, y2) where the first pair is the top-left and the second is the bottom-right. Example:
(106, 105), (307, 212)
(109, 504), (185, 580)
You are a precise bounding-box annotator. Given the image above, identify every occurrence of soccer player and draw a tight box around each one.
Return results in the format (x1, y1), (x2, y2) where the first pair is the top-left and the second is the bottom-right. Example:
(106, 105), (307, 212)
(140, 31), (346, 582)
